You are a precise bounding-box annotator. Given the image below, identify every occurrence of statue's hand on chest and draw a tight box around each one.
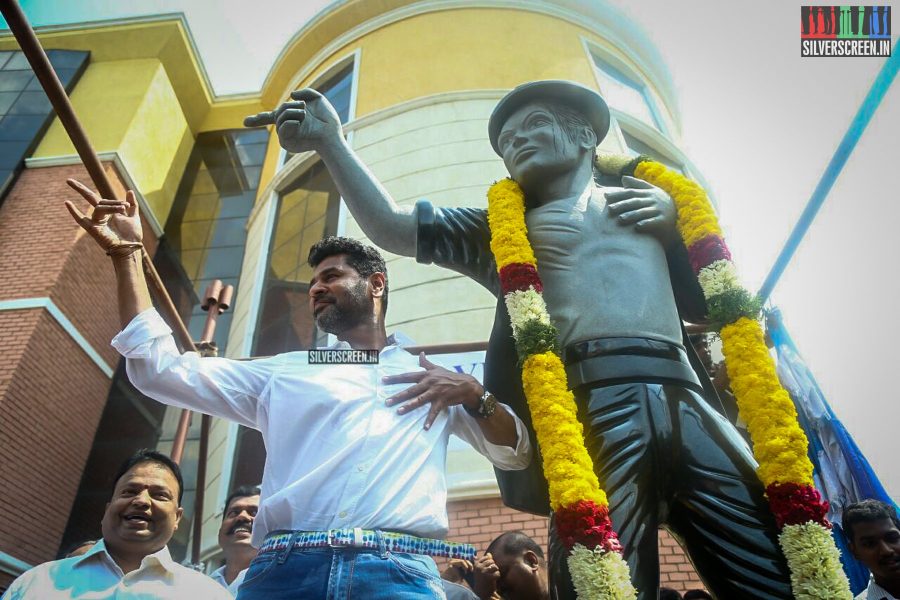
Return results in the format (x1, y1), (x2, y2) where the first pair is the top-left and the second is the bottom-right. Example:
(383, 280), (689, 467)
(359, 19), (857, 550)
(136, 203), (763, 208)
(603, 175), (678, 246)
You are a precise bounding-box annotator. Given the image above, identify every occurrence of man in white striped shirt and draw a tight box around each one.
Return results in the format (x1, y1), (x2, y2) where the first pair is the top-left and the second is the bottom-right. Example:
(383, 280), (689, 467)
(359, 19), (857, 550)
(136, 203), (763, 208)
(845, 500), (900, 600)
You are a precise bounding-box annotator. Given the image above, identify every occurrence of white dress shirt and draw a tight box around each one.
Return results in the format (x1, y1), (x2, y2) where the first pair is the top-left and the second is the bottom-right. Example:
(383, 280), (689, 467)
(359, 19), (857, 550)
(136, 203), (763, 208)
(209, 565), (246, 596)
(856, 576), (900, 600)
(111, 309), (531, 546)
(1, 539), (231, 599)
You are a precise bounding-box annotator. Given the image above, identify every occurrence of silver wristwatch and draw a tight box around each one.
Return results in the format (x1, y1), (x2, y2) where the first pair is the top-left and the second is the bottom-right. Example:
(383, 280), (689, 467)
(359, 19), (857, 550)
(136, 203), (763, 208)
(466, 388), (498, 419)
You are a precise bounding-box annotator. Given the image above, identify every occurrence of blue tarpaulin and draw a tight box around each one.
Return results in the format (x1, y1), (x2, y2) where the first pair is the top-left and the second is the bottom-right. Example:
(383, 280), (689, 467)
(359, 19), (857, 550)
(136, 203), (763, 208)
(767, 308), (897, 594)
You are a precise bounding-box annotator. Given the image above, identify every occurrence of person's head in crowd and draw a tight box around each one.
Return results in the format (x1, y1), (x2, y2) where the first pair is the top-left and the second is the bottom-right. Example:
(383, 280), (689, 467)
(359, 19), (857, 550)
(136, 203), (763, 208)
(683, 590), (713, 600)
(218, 485), (260, 572)
(688, 333), (713, 371)
(63, 540), (96, 559)
(659, 587), (682, 600)
(485, 531), (549, 600)
(100, 449), (184, 573)
(844, 499), (900, 590)
(307, 236), (388, 336)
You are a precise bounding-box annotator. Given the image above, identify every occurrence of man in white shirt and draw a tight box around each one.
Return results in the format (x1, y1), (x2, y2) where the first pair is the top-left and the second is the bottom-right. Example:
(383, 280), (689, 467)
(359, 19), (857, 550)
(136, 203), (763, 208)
(63, 183), (532, 599)
(2, 449), (231, 599)
(844, 500), (900, 600)
(210, 486), (260, 596)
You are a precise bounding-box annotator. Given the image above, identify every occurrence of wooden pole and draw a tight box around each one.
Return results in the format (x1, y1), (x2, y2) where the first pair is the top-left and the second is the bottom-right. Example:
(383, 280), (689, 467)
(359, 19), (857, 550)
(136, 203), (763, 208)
(0, 0), (199, 464)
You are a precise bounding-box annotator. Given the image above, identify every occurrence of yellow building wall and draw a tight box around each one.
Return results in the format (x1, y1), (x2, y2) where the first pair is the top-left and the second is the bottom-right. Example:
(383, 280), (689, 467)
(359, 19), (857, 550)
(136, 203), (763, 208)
(33, 59), (194, 226)
(118, 63), (194, 225)
(255, 7), (650, 200)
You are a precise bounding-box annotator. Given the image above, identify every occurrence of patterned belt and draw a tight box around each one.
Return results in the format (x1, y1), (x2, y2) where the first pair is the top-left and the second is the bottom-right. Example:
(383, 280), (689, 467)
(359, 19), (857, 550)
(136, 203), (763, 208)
(258, 528), (476, 560)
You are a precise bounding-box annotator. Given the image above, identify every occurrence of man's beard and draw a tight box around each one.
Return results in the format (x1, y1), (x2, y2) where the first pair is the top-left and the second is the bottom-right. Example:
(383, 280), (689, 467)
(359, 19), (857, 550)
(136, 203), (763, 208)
(315, 281), (371, 334)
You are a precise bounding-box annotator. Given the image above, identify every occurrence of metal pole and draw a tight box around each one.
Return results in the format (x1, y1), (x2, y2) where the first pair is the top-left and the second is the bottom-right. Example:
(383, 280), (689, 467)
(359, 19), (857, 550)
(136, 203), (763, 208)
(192, 413), (211, 564)
(0, 0), (200, 464)
(191, 280), (234, 564)
(757, 50), (899, 302)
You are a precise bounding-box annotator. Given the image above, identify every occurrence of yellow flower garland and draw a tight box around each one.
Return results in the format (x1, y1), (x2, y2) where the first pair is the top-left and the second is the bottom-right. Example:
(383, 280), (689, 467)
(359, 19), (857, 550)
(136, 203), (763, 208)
(720, 318), (815, 487)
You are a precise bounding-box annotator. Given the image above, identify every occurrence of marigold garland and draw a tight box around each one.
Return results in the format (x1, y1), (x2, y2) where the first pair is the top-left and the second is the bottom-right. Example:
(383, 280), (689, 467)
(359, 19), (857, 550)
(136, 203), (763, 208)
(487, 178), (636, 600)
(595, 153), (851, 598)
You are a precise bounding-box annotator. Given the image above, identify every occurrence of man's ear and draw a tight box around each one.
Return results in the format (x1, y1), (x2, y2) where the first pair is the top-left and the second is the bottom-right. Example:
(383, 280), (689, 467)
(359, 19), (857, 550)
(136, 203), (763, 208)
(523, 550), (540, 572)
(173, 506), (184, 530)
(369, 272), (386, 298)
(847, 540), (860, 561)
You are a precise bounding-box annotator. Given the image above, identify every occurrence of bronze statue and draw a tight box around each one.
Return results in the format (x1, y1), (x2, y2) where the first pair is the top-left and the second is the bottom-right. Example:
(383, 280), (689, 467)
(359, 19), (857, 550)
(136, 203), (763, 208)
(247, 81), (794, 599)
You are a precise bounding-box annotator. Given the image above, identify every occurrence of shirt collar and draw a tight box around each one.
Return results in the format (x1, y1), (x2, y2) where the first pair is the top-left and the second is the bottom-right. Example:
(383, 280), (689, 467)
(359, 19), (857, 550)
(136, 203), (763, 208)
(74, 539), (178, 574)
(867, 575), (899, 600)
(324, 332), (415, 351)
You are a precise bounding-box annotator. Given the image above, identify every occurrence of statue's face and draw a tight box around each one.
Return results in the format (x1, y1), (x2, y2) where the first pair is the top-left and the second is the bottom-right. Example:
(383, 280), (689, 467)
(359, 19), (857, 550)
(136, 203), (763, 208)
(496, 102), (587, 188)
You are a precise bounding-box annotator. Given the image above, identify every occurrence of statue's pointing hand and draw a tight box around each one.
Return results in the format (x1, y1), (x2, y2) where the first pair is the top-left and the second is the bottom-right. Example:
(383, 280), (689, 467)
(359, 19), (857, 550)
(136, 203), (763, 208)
(244, 88), (343, 155)
(606, 175), (678, 245)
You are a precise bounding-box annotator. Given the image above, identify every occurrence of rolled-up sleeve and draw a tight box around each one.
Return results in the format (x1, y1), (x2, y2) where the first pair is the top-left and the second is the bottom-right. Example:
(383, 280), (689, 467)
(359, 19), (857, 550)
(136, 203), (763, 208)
(111, 309), (275, 428)
(448, 403), (532, 471)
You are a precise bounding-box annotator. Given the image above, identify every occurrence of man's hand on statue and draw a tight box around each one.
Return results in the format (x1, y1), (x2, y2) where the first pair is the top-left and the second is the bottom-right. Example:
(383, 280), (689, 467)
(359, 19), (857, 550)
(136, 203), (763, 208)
(472, 552), (501, 600)
(64, 179), (143, 254)
(244, 88), (343, 154)
(383, 352), (483, 430)
(606, 175), (677, 244)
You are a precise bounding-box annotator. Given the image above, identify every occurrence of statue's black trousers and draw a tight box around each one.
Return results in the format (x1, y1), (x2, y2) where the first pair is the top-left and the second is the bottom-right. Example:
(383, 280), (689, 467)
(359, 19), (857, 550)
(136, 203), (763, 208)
(549, 340), (794, 600)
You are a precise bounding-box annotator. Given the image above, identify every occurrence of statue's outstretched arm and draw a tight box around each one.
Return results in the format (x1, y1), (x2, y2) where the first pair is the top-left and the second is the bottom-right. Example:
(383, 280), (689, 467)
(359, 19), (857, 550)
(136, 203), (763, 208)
(246, 88), (416, 257)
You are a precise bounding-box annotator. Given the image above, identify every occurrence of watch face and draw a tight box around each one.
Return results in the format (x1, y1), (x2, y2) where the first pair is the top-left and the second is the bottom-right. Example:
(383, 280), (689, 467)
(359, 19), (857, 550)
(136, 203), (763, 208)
(481, 393), (498, 417)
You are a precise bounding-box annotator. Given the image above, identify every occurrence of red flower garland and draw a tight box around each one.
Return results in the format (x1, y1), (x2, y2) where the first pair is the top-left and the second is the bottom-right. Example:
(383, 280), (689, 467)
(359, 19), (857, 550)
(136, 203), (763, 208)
(555, 501), (623, 554)
(687, 234), (732, 275)
(766, 482), (831, 529)
(499, 262), (544, 295)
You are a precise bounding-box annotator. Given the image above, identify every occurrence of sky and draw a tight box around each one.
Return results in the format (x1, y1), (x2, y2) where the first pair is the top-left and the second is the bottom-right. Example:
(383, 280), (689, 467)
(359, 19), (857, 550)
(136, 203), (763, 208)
(7, 1), (899, 496)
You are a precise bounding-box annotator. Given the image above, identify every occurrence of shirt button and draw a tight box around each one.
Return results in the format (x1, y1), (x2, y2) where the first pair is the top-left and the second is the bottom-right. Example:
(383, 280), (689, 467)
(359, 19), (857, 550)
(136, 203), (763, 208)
(339, 511), (348, 518)
(357, 465), (365, 472)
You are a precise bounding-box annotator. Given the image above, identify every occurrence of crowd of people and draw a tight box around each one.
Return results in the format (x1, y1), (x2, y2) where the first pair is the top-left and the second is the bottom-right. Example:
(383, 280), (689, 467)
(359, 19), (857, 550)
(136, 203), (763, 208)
(6, 460), (898, 600)
(3, 76), (897, 599)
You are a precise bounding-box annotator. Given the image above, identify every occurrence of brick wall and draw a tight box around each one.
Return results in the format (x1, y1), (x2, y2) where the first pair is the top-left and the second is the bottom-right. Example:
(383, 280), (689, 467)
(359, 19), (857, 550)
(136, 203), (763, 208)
(0, 163), (158, 589)
(442, 496), (706, 594)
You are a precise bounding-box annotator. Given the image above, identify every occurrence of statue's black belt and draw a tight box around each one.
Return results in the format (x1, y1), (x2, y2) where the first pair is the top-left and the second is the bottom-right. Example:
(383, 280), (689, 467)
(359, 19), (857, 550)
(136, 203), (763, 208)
(563, 336), (701, 391)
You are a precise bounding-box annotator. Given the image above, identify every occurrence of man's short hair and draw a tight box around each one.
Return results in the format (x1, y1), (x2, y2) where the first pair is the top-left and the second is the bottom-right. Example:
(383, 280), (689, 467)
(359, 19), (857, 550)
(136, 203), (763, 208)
(486, 531), (545, 564)
(112, 449), (184, 505)
(223, 485), (261, 517)
(843, 499), (900, 542)
(659, 588), (683, 600)
(683, 590), (714, 600)
(308, 236), (388, 312)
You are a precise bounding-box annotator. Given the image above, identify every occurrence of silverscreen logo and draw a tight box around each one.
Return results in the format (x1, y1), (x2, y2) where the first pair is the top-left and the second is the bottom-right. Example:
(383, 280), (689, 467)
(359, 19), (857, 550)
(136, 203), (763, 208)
(801, 6), (892, 57)
(308, 349), (380, 364)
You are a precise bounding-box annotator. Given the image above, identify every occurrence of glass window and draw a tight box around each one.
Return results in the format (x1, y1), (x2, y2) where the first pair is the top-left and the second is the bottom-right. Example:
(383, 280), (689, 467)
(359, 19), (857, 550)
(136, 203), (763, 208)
(590, 51), (663, 132)
(160, 129), (269, 348)
(0, 49), (89, 201)
(253, 161), (341, 356)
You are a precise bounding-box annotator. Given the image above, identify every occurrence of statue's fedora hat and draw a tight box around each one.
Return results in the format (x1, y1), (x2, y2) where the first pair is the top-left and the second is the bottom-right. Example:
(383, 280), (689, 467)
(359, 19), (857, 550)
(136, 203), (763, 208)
(488, 80), (610, 155)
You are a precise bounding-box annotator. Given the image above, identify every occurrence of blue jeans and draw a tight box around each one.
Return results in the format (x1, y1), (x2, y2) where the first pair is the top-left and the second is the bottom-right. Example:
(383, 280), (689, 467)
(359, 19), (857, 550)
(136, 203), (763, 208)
(235, 534), (446, 599)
